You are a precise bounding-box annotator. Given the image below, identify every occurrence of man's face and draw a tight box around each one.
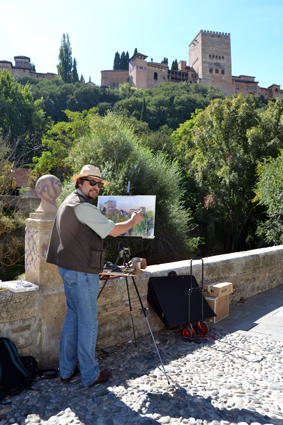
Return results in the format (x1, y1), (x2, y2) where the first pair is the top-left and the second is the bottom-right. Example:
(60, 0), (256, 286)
(78, 179), (101, 200)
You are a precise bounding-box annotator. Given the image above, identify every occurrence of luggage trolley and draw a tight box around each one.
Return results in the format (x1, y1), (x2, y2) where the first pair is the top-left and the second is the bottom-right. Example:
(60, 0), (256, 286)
(182, 257), (210, 339)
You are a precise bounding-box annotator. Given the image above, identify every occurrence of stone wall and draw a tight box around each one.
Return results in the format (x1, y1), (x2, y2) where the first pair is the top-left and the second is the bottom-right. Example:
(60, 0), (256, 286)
(1, 245), (283, 368)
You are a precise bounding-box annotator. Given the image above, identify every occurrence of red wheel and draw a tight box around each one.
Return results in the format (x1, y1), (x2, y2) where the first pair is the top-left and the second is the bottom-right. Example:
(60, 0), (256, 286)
(201, 322), (209, 334)
(182, 327), (193, 338)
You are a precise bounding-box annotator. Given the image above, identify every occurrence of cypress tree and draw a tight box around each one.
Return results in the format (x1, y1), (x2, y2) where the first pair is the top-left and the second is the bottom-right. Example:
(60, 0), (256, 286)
(72, 58), (79, 82)
(120, 51), (129, 70)
(171, 59), (178, 70)
(125, 51), (129, 68)
(57, 33), (73, 83)
(113, 52), (121, 69)
(140, 97), (147, 122)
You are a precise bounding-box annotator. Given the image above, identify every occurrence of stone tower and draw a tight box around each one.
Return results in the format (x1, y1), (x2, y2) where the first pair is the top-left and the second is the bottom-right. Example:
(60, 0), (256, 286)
(128, 53), (148, 90)
(189, 30), (233, 95)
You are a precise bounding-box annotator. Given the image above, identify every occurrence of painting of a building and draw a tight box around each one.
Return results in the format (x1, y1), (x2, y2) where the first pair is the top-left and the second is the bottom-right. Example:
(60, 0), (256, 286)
(98, 196), (156, 239)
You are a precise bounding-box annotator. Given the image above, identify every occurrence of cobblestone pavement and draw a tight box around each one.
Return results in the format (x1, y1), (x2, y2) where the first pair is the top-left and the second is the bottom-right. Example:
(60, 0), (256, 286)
(1, 326), (283, 425)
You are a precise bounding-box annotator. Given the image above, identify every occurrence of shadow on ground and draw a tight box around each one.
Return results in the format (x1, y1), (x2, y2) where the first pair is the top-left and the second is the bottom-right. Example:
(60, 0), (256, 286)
(1, 326), (280, 425)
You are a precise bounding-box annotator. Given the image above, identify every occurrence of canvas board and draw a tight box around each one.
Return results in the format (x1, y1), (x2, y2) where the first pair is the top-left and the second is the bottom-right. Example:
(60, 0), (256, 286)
(97, 195), (156, 239)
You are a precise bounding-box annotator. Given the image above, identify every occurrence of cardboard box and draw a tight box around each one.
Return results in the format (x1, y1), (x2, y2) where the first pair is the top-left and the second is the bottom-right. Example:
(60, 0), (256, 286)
(202, 282), (233, 298)
(205, 295), (229, 324)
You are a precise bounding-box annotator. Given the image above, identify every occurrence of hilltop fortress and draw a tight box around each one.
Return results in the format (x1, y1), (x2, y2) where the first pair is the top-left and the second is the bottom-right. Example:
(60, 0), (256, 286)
(101, 30), (283, 99)
(0, 55), (56, 80)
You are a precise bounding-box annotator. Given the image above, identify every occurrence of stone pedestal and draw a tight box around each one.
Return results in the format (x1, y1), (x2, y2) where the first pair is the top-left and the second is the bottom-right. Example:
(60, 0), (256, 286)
(25, 175), (62, 287)
(25, 175), (66, 366)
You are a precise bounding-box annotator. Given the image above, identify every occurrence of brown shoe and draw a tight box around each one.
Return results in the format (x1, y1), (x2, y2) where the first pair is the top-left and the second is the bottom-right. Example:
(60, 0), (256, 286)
(88, 369), (111, 387)
(61, 365), (80, 383)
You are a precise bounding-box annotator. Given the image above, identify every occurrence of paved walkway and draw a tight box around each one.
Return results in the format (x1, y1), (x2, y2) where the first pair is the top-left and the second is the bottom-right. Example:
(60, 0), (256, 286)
(0, 285), (283, 425)
(213, 284), (283, 341)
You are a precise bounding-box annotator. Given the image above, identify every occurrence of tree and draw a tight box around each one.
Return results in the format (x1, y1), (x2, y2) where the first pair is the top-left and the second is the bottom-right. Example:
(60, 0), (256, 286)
(29, 62), (36, 72)
(120, 52), (126, 70)
(65, 113), (200, 264)
(120, 51), (129, 70)
(161, 57), (168, 65)
(72, 58), (79, 83)
(113, 81), (223, 131)
(16, 77), (125, 123)
(133, 48), (138, 56)
(113, 52), (120, 70)
(140, 97), (147, 122)
(254, 151), (283, 245)
(0, 138), (25, 277)
(172, 95), (278, 253)
(171, 59), (178, 70)
(32, 108), (98, 183)
(0, 70), (47, 162)
(113, 51), (129, 70)
(252, 99), (283, 245)
(57, 33), (73, 83)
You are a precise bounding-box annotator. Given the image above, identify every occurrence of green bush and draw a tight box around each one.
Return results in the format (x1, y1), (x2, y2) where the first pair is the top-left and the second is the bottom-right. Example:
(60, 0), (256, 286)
(62, 113), (200, 264)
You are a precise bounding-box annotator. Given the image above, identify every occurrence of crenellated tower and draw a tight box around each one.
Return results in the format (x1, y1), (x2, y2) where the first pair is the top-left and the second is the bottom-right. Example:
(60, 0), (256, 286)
(189, 30), (233, 95)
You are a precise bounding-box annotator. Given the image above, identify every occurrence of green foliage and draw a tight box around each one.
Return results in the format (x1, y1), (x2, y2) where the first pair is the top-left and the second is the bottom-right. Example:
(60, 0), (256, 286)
(0, 139), (25, 276)
(32, 108), (98, 182)
(113, 51), (129, 70)
(120, 51), (129, 70)
(16, 77), (123, 123)
(141, 125), (174, 157)
(254, 151), (283, 244)
(16, 77), (223, 132)
(253, 99), (283, 244)
(171, 59), (178, 70)
(64, 113), (199, 264)
(72, 58), (79, 83)
(161, 58), (168, 65)
(140, 97), (147, 122)
(172, 94), (279, 253)
(113, 82), (224, 131)
(113, 52), (120, 70)
(57, 33), (73, 83)
(0, 70), (47, 162)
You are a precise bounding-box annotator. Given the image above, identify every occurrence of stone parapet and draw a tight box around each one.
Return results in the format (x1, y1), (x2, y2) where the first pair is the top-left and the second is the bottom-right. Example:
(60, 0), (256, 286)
(2, 225), (283, 367)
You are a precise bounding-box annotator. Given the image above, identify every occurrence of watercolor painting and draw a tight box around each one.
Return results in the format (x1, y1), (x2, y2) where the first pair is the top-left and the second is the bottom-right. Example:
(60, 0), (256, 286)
(97, 195), (156, 239)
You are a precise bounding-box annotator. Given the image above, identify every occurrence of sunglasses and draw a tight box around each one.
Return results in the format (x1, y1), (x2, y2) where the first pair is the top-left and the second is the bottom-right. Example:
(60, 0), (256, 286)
(82, 179), (104, 188)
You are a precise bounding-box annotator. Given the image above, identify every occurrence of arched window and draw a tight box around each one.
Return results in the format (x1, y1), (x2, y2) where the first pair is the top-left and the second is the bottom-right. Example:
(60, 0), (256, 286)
(154, 72), (158, 80)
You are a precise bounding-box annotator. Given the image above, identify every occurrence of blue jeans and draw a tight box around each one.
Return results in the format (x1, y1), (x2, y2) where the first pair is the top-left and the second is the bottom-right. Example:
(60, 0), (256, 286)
(58, 267), (100, 387)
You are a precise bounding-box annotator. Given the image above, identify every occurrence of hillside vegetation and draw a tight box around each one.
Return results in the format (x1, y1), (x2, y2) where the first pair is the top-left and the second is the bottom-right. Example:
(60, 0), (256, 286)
(1, 70), (282, 275)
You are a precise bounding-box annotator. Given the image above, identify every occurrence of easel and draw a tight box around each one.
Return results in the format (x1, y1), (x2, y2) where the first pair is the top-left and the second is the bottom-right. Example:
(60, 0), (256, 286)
(98, 182), (170, 384)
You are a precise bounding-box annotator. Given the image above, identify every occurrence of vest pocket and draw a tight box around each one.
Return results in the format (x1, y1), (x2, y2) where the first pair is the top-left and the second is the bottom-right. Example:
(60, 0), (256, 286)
(89, 250), (106, 269)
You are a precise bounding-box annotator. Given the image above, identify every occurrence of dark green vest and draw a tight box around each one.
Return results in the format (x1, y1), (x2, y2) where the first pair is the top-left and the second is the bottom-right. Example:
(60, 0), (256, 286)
(46, 191), (105, 274)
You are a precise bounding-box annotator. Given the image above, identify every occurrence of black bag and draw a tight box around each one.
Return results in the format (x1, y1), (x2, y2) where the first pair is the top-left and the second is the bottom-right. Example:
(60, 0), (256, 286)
(148, 273), (216, 328)
(0, 337), (59, 401)
(0, 337), (33, 400)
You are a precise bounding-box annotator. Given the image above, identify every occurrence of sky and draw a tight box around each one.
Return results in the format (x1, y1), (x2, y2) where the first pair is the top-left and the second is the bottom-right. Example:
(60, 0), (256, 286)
(1, 0), (283, 88)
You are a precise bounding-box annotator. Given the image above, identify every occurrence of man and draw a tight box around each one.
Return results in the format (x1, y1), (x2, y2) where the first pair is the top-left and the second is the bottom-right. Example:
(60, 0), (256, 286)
(46, 164), (143, 387)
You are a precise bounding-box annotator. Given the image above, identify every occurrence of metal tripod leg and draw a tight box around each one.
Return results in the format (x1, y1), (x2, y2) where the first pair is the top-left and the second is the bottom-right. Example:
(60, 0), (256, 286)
(125, 276), (137, 346)
(98, 273), (170, 384)
(97, 275), (110, 300)
(130, 276), (170, 384)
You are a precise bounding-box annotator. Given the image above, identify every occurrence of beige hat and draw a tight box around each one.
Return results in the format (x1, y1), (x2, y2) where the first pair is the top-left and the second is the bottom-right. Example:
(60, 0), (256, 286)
(71, 165), (109, 185)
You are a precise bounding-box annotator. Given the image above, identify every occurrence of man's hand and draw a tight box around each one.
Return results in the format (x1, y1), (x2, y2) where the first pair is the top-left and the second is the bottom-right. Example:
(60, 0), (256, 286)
(109, 209), (143, 237)
(130, 209), (143, 225)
